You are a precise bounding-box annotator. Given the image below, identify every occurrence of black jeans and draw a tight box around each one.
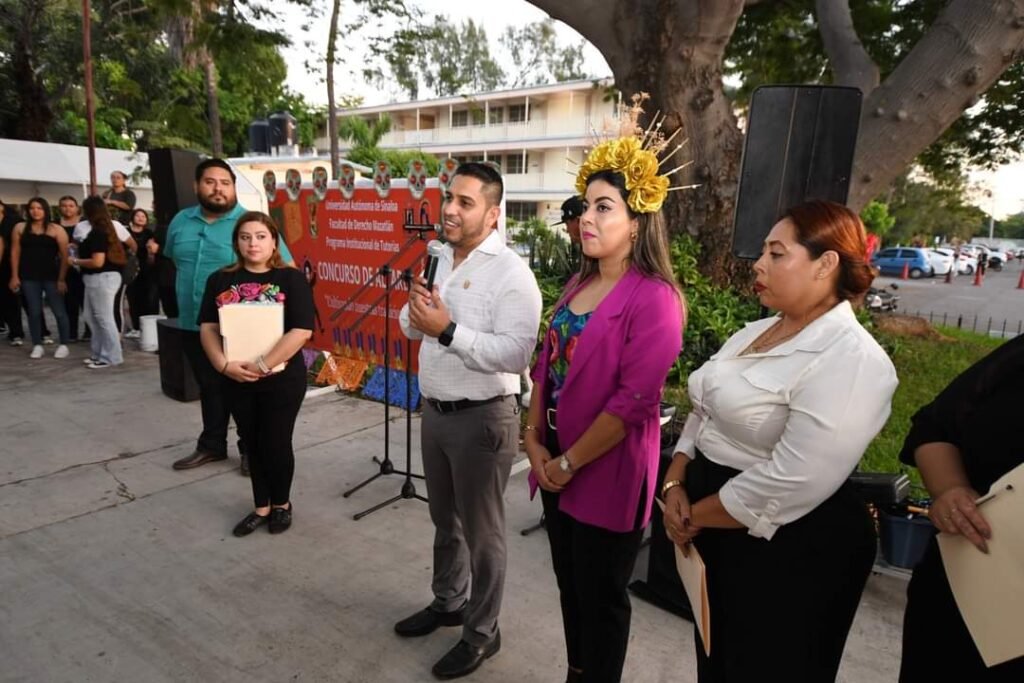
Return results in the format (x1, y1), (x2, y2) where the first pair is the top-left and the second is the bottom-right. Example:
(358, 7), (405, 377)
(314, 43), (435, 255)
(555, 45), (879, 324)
(181, 330), (244, 457)
(126, 271), (159, 329)
(227, 369), (305, 507)
(540, 426), (645, 683)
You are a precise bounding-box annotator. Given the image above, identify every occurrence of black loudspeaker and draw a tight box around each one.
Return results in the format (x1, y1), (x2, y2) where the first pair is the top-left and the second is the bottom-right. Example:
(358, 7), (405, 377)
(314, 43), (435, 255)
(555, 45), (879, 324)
(731, 85), (862, 260)
(157, 318), (200, 402)
(248, 120), (271, 154)
(149, 148), (201, 229)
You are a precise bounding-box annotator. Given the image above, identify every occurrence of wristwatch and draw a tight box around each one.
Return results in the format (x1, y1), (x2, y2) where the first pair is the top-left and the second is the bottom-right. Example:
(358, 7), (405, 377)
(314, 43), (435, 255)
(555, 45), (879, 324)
(438, 321), (457, 347)
(559, 454), (575, 474)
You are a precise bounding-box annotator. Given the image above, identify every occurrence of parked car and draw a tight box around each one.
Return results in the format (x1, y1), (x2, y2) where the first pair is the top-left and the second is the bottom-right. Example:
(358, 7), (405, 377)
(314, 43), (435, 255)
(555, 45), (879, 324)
(865, 286), (899, 312)
(871, 247), (934, 278)
(933, 247), (977, 275)
(926, 249), (956, 276)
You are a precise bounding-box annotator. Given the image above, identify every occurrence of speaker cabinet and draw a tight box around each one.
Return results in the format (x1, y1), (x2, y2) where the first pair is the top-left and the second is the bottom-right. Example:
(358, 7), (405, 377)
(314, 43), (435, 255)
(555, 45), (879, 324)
(149, 148), (201, 229)
(732, 86), (862, 260)
(157, 318), (200, 402)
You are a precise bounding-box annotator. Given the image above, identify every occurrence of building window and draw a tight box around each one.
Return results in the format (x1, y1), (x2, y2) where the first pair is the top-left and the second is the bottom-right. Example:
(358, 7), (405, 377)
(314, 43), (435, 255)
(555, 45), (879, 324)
(508, 104), (529, 123)
(504, 153), (528, 175)
(489, 107), (504, 124)
(471, 109), (485, 126)
(451, 110), (469, 127)
(506, 202), (535, 222)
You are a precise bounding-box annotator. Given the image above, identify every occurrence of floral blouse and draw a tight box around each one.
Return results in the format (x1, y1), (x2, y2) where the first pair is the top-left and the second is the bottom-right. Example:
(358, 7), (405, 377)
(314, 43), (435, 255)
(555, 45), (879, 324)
(546, 304), (593, 407)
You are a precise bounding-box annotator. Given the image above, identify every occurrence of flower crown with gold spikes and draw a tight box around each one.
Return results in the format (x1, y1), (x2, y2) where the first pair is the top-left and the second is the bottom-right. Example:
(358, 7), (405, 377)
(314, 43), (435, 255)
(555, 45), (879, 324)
(572, 93), (696, 214)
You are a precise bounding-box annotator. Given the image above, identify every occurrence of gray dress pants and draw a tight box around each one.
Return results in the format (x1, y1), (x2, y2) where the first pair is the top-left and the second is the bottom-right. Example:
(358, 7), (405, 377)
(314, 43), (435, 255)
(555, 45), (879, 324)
(421, 395), (518, 647)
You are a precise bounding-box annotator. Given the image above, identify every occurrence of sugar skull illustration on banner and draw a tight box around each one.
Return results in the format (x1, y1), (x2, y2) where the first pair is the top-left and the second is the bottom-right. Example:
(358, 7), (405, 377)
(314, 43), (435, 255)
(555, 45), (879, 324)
(338, 163), (356, 200)
(306, 194), (319, 240)
(262, 170), (277, 203)
(407, 159), (427, 200)
(373, 160), (392, 198)
(311, 166), (329, 201)
(438, 157), (459, 192)
(284, 168), (302, 201)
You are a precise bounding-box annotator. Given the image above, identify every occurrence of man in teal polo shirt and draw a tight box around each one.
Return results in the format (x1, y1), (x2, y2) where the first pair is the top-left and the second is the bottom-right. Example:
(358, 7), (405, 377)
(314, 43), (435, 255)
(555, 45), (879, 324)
(164, 158), (293, 473)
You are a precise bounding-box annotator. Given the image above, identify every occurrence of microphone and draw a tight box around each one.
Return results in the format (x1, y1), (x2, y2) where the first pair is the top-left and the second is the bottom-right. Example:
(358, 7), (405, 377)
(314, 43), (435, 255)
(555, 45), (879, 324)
(404, 223), (440, 234)
(423, 240), (444, 291)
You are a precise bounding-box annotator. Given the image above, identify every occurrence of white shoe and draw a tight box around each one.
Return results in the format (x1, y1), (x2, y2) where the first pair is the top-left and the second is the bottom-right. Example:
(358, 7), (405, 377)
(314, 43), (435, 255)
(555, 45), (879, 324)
(9, 337), (24, 347)
(125, 330), (141, 339)
(42, 336), (55, 345)
(86, 360), (111, 369)
(54, 345), (69, 359)
(83, 357), (99, 365)
(30, 345), (44, 359)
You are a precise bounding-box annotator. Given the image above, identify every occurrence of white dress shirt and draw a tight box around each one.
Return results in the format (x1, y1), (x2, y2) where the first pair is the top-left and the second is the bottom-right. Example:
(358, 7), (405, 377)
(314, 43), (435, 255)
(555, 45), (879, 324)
(73, 219), (131, 243)
(674, 300), (898, 539)
(399, 229), (542, 401)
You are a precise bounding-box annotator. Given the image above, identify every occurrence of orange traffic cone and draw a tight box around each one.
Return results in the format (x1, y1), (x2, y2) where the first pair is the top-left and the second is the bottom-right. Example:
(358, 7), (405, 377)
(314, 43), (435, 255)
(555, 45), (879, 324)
(901, 262), (910, 280)
(974, 267), (983, 287)
(1017, 269), (1024, 289)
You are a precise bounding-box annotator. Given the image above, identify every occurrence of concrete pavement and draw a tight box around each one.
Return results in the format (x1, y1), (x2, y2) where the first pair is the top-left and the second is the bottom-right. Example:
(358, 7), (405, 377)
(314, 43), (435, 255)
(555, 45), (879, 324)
(0, 341), (907, 682)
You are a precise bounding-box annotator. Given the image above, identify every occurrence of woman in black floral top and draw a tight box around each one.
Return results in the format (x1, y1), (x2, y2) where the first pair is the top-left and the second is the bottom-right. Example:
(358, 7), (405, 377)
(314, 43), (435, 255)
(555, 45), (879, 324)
(199, 211), (314, 536)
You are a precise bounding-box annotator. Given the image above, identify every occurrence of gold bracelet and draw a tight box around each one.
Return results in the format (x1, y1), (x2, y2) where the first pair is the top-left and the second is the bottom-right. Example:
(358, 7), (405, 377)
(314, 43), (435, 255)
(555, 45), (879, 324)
(523, 425), (539, 433)
(661, 479), (683, 498)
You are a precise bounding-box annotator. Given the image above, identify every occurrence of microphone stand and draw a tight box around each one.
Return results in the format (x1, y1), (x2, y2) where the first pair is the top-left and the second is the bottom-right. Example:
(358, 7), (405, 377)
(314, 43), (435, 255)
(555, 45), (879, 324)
(340, 225), (435, 520)
(350, 267), (429, 520)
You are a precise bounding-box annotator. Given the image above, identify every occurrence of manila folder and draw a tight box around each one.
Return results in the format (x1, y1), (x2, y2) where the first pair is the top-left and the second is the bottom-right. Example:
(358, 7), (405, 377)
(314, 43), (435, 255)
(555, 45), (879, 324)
(656, 498), (711, 656)
(218, 303), (286, 372)
(938, 461), (1024, 667)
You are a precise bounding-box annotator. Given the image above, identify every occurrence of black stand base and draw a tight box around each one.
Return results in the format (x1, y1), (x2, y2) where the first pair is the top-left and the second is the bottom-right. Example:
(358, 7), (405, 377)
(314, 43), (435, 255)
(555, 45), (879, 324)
(519, 513), (546, 536)
(343, 455), (427, 520)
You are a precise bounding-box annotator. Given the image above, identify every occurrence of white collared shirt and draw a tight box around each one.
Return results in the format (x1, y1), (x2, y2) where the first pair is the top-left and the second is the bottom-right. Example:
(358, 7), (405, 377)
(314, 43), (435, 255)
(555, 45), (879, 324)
(399, 230), (542, 401)
(674, 301), (898, 539)
(73, 219), (130, 243)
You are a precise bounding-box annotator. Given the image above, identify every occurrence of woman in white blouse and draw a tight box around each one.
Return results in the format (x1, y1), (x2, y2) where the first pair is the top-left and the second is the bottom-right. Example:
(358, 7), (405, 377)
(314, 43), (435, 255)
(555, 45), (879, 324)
(662, 201), (898, 682)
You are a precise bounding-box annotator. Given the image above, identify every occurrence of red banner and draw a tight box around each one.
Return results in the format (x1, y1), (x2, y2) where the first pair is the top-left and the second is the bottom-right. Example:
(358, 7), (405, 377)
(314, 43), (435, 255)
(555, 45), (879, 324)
(269, 181), (441, 373)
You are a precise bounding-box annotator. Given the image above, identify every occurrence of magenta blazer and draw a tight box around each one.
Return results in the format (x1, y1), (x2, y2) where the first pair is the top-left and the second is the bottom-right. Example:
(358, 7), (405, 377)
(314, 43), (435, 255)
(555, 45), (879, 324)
(529, 267), (684, 532)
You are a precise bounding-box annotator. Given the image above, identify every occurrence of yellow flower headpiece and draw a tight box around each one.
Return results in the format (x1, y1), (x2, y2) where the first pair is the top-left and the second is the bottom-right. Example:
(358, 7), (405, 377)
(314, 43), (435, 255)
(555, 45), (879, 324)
(573, 93), (695, 214)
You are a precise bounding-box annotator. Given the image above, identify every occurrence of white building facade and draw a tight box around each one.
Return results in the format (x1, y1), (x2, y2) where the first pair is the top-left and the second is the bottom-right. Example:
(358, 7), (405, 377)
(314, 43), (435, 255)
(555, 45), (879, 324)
(316, 79), (617, 226)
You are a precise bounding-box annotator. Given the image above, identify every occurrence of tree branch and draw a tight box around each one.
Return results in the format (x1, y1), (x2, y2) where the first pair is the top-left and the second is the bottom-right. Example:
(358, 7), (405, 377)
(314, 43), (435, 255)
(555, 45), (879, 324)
(815, 0), (879, 95)
(527, 0), (631, 72)
(850, 0), (1024, 209)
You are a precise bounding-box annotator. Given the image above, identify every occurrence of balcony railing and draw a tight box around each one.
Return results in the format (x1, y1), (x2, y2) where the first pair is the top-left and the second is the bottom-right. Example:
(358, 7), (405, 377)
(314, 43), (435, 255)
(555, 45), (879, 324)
(373, 117), (594, 148)
(503, 172), (574, 193)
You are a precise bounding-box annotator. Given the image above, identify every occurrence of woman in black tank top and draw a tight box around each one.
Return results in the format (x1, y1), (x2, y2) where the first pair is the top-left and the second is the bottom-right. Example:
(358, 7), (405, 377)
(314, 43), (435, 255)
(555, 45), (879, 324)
(8, 197), (72, 358)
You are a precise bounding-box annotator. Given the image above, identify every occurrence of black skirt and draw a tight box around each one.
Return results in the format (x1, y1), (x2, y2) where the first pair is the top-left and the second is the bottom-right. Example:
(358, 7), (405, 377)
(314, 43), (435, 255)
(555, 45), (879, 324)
(685, 450), (876, 683)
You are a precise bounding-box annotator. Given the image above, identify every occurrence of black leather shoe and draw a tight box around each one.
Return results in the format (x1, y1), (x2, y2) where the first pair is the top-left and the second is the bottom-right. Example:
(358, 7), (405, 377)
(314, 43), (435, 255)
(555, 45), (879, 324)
(269, 505), (292, 534)
(431, 632), (501, 679)
(239, 453), (250, 477)
(173, 449), (227, 470)
(394, 606), (465, 637)
(232, 512), (269, 537)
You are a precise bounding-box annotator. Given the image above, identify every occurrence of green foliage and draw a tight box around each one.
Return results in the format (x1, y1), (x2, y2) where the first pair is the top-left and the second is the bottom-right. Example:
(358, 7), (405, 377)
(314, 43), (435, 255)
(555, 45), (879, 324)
(995, 212), (1024, 240)
(887, 174), (988, 244)
(499, 19), (588, 88)
(669, 234), (761, 384)
(859, 326), (1004, 489)
(509, 217), (574, 278)
(860, 200), (896, 239)
(337, 112), (438, 176)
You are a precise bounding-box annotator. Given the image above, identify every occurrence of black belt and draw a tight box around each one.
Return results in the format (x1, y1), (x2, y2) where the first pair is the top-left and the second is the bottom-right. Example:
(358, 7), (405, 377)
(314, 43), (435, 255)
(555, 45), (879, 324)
(425, 395), (508, 414)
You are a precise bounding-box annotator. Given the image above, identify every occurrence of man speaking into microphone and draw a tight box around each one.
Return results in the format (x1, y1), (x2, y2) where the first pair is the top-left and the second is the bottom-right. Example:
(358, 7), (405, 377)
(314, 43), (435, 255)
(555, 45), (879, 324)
(397, 162), (541, 679)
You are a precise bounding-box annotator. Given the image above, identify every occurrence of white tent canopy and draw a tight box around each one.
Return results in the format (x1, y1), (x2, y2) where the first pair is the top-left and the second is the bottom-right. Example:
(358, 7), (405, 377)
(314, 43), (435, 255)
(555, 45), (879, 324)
(0, 139), (153, 208)
(0, 139), (265, 215)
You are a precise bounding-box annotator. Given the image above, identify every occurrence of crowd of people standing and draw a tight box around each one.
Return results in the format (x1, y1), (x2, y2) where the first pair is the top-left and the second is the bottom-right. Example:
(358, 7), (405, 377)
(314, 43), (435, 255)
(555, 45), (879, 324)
(0, 172), (162, 367)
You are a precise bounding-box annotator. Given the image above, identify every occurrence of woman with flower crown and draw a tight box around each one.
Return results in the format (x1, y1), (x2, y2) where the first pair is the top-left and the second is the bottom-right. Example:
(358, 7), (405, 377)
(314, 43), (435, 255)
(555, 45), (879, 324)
(198, 211), (314, 537)
(524, 96), (686, 683)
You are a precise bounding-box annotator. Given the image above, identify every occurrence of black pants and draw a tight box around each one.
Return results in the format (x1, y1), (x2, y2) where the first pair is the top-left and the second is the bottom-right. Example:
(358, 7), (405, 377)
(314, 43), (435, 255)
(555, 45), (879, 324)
(113, 281), (126, 333)
(0, 271), (24, 338)
(227, 370), (305, 507)
(65, 267), (85, 339)
(181, 330), (244, 457)
(540, 432), (644, 683)
(900, 539), (1024, 681)
(686, 451), (876, 683)
(126, 272), (159, 329)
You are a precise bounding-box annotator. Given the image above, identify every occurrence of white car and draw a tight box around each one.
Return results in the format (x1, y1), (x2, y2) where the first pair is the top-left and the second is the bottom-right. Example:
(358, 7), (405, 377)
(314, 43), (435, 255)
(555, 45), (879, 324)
(926, 249), (955, 276)
(933, 247), (977, 275)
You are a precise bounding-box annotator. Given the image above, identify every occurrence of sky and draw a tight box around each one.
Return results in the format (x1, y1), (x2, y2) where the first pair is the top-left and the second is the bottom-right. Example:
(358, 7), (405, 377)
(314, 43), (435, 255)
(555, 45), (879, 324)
(271, 0), (1023, 220)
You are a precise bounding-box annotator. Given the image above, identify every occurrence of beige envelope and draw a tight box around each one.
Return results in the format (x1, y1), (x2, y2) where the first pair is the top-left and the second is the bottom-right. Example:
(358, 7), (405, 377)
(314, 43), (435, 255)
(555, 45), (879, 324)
(218, 303), (286, 372)
(656, 498), (711, 656)
(938, 461), (1024, 667)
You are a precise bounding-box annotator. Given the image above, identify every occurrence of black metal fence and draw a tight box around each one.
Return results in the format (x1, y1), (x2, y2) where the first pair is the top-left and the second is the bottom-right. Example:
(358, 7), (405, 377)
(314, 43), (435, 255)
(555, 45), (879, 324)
(878, 309), (1023, 338)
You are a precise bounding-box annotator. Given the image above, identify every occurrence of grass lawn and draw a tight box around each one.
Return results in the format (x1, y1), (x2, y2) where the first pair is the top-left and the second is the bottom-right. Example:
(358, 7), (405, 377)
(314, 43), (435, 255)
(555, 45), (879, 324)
(859, 326), (1004, 492)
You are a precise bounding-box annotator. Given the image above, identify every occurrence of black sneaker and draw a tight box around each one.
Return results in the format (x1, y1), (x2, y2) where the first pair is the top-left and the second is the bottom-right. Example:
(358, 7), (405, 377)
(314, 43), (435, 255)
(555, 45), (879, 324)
(269, 505), (292, 534)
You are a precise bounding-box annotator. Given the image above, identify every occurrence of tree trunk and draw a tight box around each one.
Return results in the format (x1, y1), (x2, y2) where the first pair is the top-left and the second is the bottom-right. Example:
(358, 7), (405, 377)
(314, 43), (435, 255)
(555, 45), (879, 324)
(849, 0), (1024, 209)
(326, 0), (342, 178)
(202, 51), (224, 155)
(533, 0), (748, 285)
